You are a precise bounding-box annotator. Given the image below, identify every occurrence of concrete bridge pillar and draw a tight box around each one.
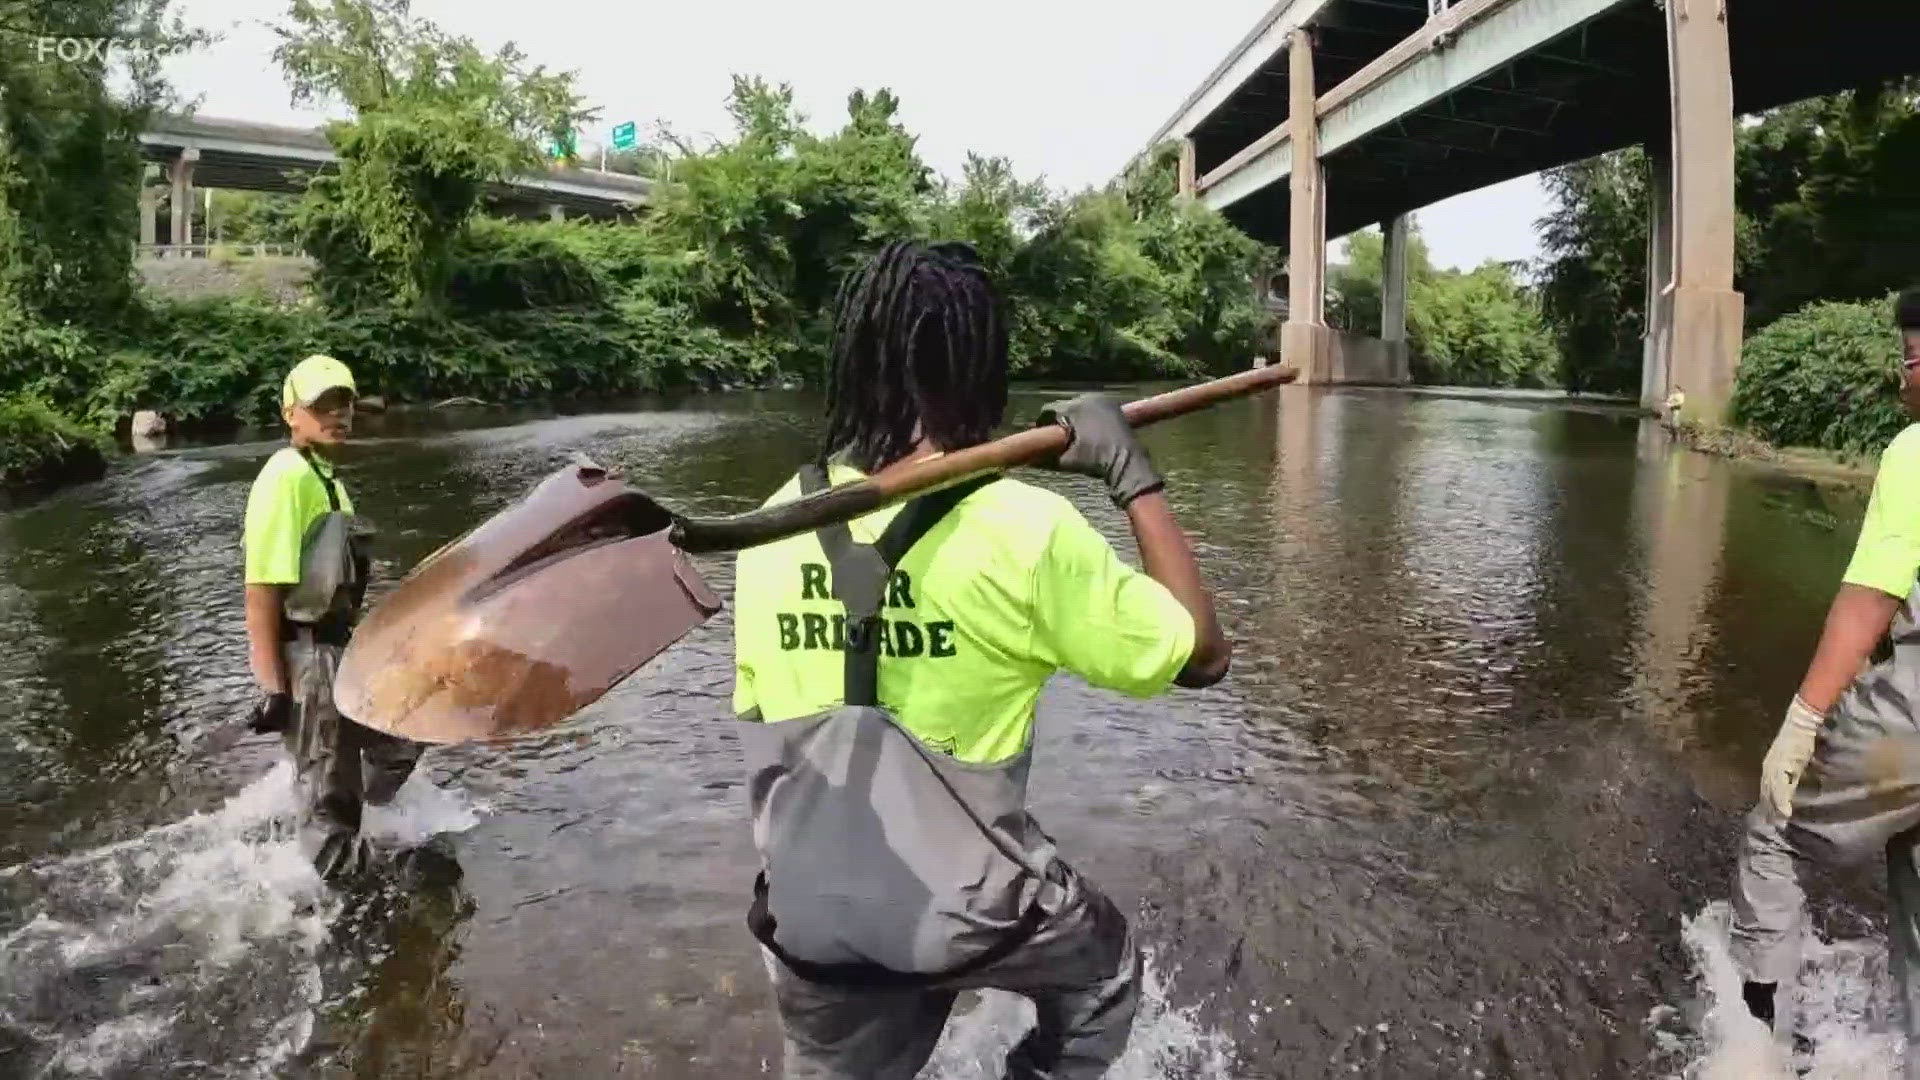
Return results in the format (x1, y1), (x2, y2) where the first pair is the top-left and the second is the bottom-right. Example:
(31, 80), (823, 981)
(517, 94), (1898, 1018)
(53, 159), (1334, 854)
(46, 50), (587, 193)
(138, 184), (160, 248)
(1178, 137), (1197, 199)
(1282, 26), (1333, 384)
(1661, 0), (1744, 426)
(167, 149), (198, 249)
(1381, 215), (1410, 345)
(1641, 140), (1676, 412)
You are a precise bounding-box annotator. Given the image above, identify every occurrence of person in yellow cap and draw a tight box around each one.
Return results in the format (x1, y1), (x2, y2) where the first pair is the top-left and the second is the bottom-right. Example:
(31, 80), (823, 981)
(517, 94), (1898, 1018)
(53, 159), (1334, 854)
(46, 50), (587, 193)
(241, 354), (422, 880)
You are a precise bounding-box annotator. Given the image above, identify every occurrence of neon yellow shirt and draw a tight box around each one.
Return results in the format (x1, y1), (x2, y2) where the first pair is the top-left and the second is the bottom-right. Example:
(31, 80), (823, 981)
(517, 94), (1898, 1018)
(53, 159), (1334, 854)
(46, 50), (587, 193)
(243, 446), (353, 586)
(732, 463), (1197, 765)
(1843, 424), (1920, 599)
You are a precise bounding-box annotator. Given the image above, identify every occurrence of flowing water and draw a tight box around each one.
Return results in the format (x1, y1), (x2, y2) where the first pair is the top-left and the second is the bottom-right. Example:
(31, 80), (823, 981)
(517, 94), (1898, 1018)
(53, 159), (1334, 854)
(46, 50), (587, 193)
(0, 385), (1908, 1078)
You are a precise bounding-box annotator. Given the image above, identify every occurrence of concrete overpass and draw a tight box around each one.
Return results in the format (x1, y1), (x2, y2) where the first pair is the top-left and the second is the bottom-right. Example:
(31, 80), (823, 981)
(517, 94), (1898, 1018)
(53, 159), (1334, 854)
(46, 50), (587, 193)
(136, 114), (654, 247)
(1146, 0), (1920, 421)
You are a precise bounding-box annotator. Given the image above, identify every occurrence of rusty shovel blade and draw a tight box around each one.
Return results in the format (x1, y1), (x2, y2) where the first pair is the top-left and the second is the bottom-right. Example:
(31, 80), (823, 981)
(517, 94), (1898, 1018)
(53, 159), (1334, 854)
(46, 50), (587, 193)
(333, 459), (723, 744)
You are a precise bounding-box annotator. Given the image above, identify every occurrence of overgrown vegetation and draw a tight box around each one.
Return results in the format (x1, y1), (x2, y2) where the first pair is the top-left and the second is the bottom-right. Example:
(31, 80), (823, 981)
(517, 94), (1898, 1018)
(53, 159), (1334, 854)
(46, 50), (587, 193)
(0, 0), (203, 490)
(4, 1), (1281, 474)
(273, 0), (593, 312)
(0, 394), (108, 497)
(1536, 77), (1920, 423)
(1729, 295), (1907, 456)
(1328, 223), (1558, 388)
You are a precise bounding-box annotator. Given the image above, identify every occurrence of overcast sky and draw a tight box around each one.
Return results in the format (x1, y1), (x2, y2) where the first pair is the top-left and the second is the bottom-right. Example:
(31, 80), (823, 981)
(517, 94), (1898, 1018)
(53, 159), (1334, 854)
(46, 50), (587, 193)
(157, 0), (1550, 271)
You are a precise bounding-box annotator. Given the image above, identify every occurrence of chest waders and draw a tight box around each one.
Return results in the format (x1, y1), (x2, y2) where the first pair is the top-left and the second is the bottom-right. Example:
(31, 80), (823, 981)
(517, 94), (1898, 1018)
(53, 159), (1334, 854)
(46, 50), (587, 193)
(282, 451), (418, 876)
(1732, 586), (1920, 1063)
(743, 464), (1067, 988)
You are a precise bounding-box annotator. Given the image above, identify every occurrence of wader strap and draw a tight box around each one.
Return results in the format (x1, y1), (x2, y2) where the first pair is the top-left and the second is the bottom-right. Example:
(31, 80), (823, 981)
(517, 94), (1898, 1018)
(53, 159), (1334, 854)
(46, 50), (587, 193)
(289, 448), (359, 642)
(749, 868), (1050, 990)
(797, 463), (998, 707)
(297, 448), (341, 512)
(755, 462), (1038, 989)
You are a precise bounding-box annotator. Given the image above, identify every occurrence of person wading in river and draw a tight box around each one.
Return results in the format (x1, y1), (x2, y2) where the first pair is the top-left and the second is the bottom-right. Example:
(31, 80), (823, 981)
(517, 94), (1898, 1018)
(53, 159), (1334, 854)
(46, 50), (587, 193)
(729, 239), (1233, 1079)
(243, 354), (422, 881)
(1733, 287), (1920, 1058)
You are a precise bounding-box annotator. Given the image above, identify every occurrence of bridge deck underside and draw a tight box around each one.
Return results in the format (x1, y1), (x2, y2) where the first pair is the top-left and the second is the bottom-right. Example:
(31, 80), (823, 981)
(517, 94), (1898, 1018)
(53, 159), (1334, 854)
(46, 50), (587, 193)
(1198, 0), (1920, 247)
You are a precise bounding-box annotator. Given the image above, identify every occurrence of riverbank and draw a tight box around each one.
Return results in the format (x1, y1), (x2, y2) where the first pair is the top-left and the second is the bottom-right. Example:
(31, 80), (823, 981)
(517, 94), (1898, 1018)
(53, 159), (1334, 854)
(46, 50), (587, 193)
(0, 396), (109, 507)
(1672, 418), (1880, 490)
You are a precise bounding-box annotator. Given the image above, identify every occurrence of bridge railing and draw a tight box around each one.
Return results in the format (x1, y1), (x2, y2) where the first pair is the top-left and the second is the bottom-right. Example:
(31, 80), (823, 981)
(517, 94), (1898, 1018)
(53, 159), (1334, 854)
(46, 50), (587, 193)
(135, 243), (306, 260)
(1427, 0), (1459, 15)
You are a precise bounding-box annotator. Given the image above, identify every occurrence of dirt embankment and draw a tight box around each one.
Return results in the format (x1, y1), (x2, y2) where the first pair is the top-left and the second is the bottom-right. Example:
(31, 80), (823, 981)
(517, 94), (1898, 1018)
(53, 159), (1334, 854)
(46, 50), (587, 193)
(136, 256), (314, 306)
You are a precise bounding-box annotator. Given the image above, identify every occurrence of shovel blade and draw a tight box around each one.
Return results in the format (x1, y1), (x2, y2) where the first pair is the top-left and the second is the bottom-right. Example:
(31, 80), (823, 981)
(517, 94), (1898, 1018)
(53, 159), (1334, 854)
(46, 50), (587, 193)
(333, 462), (725, 744)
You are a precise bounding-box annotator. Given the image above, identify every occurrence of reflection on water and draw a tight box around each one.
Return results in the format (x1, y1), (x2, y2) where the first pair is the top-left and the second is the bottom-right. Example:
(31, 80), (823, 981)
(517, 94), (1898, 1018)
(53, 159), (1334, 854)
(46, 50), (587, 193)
(0, 386), (1907, 1077)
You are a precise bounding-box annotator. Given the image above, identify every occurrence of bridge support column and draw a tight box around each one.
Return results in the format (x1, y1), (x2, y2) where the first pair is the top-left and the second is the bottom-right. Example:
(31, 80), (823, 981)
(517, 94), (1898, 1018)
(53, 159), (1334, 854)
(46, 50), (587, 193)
(167, 149), (198, 249)
(1641, 141), (1675, 412)
(547, 203), (565, 222)
(1282, 26), (1332, 384)
(1381, 215), (1409, 345)
(1178, 137), (1197, 199)
(1662, 0), (1744, 426)
(139, 184), (159, 248)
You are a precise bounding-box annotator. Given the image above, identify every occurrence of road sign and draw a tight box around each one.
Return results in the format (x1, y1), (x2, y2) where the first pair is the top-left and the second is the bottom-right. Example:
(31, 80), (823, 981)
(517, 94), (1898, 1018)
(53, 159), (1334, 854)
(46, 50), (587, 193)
(611, 121), (637, 151)
(548, 130), (577, 160)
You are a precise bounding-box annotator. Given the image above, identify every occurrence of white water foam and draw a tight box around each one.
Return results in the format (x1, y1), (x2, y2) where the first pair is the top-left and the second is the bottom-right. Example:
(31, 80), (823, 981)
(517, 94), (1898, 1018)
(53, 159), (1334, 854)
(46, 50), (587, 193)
(1656, 901), (1904, 1079)
(921, 947), (1241, 1079)
(0, 760), (482, 1079)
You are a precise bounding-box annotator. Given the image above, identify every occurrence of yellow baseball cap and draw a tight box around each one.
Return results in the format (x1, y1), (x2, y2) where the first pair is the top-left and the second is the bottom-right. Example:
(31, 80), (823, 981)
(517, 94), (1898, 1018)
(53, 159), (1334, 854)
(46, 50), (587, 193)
(282, 354), (356, 409)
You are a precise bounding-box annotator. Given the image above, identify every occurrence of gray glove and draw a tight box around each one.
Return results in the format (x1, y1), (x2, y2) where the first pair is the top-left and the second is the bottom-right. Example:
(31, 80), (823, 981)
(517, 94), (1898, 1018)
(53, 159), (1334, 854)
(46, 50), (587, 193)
(1036, 394), (1165, 507)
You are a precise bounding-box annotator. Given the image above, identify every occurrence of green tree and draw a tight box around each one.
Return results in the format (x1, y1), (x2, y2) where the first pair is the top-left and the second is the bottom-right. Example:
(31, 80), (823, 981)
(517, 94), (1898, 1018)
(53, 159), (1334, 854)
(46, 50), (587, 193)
(1534, 148), (1649, 395)
(271, 0), (595, 311)
(640, 78), (939, 376)
(1410, 262), (1558, 388)
(0, 0), (204, 324)
(1730, 295), (1905, 454)
(1010, 141), (1276, 378)
(1535, 78), (1920, 396)
(1328, 223), (1433, 339)
(208, 190), (304, 246)
(1741, 81), (1920, 327)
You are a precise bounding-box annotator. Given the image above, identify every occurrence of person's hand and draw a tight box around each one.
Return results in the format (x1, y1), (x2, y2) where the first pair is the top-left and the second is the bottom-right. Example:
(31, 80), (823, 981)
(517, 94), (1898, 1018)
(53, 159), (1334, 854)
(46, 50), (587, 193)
(1036, 394), (1165, 508)
(1760, 695), (1827, 821)
(248, 690), (292, 734)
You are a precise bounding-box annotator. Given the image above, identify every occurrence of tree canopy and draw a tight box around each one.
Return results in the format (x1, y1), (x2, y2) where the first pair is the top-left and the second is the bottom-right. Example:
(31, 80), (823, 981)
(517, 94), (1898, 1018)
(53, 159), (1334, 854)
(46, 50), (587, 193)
(273, 0), (596, 310)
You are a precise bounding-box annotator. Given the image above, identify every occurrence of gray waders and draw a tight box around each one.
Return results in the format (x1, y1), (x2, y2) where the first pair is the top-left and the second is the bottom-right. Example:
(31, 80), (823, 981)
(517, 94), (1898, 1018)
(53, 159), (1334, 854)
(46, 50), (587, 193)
(283, 451), (423, 880)
(1732, 588), (1920, 1069)
(740, 466), (1142, 1080)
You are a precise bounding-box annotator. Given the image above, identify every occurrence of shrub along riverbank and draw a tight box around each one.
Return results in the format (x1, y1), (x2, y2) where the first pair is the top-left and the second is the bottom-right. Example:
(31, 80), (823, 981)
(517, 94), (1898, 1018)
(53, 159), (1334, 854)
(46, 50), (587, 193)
(1729, 294), (1910, 459)
(11, 0), (1914, 499)
(0, 395), (109, 503)
(3, 71), (1278, 495)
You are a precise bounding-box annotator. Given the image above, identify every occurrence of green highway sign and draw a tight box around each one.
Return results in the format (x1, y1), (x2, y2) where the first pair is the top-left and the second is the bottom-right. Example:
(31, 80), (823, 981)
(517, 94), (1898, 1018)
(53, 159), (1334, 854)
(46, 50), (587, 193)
(611, 121), (637, 151)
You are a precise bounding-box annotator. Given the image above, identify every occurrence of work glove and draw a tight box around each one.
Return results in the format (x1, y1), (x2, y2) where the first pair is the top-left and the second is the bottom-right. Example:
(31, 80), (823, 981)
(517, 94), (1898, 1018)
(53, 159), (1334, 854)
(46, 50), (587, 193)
(1036, 394), (1165, 508)
(248, 691), (292, 735)
(1760, 695), (1827, 822)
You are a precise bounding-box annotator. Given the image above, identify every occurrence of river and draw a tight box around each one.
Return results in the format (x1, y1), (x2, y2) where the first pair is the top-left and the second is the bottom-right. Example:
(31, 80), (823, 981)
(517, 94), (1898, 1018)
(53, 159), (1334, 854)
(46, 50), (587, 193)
(0, 385), (1906, 1079)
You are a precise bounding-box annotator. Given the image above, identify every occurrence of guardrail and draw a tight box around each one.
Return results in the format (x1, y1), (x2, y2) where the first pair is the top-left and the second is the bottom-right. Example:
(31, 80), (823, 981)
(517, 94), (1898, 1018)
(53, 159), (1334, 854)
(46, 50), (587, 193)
(135, 243), (306, 260)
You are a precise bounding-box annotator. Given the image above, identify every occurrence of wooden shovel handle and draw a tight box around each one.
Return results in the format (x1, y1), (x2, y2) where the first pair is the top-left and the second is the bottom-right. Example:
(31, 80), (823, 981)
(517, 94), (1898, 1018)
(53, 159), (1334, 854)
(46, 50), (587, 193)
(670, 363), (1299, 554)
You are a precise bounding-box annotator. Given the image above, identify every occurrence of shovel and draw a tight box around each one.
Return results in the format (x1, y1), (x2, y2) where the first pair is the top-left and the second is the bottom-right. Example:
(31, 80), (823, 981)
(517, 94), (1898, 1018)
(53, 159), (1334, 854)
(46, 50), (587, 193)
(332, 363), (1299, 744)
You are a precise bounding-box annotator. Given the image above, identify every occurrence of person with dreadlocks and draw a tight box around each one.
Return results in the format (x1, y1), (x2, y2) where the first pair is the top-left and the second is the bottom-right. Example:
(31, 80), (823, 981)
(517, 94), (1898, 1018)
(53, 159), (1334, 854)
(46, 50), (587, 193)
(729, 238), (1231, 1079)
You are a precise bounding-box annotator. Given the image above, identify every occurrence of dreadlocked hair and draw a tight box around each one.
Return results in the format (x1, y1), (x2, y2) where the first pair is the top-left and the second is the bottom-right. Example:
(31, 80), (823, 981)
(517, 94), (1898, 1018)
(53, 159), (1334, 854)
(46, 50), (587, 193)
(820, 239), (1010, 474)
(1898, 286), (1920, 331)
